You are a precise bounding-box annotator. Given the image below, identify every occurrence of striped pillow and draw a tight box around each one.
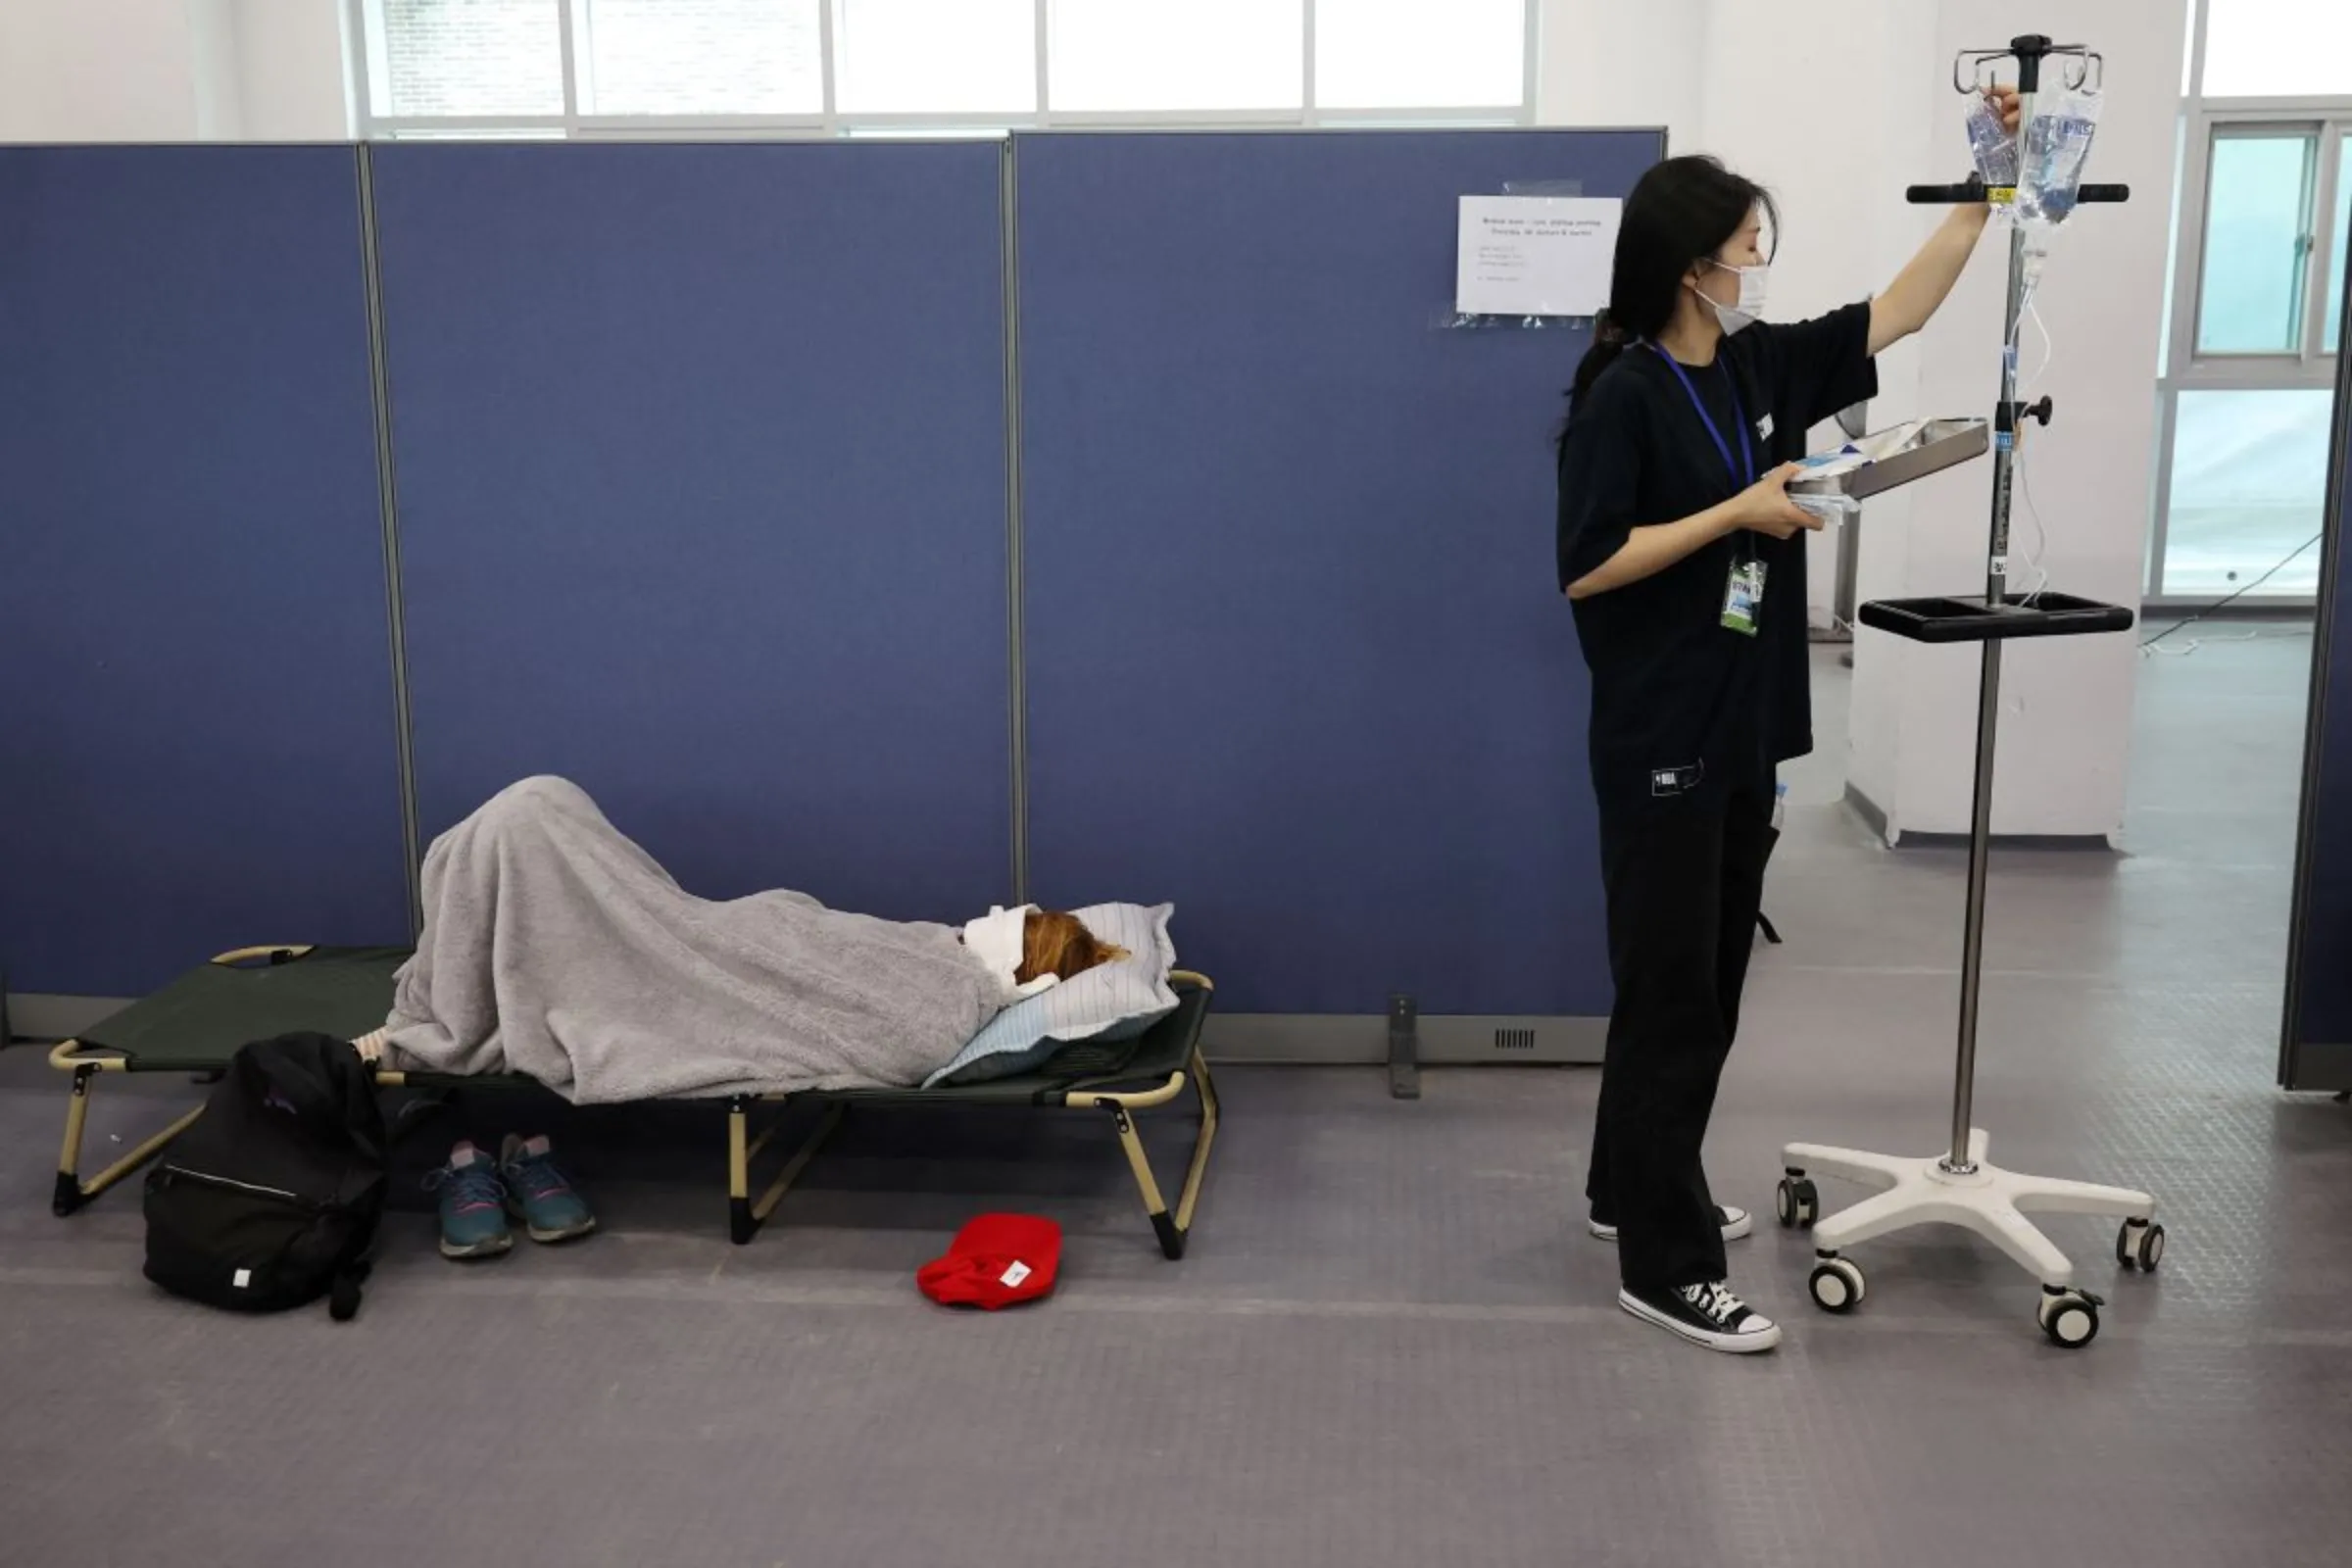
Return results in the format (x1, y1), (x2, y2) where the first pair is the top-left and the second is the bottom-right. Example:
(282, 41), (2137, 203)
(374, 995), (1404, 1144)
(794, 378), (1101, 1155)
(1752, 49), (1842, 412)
(925, 903), (1178, 1087)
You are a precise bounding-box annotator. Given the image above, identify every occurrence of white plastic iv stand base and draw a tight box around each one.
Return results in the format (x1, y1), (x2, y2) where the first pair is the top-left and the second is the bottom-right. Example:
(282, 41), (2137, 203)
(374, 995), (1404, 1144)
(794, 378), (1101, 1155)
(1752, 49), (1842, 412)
(1779, 1128), (2160, 1348)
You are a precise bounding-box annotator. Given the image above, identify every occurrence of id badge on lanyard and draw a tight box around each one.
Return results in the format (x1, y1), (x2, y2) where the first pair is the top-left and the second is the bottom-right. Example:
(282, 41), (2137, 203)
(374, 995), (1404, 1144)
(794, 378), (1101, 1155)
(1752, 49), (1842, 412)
(1648, 345), (1764, 637)
(1721, 558), (1766, 636)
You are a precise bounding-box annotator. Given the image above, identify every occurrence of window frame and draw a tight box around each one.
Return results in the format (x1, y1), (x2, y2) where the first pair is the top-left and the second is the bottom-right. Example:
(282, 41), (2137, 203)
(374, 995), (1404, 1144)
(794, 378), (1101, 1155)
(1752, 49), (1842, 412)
(347, 0), (1542, 139)
(2148, 0), (2352, 604)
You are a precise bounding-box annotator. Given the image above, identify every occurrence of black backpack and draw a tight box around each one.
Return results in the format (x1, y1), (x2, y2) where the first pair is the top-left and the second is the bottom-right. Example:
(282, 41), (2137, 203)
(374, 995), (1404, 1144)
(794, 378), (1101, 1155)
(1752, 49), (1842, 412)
(142, 1032), (388, 1320)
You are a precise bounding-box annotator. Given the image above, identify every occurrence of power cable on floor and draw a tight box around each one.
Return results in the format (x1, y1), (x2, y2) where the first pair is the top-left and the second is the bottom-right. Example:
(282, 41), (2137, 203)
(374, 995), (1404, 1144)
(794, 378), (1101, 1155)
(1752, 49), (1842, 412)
(2139, 532), (2323, 655)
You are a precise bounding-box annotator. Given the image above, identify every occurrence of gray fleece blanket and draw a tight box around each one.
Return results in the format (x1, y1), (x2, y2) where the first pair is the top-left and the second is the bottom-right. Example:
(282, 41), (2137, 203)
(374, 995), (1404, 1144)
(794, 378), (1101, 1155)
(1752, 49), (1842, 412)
(380, 777), (1007, 1103)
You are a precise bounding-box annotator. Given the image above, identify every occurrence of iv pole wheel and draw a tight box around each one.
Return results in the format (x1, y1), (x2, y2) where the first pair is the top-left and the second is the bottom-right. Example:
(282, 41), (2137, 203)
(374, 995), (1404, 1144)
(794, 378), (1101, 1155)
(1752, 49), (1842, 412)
(2038, 1288), (2100, 1348)
(2116, 1218), (2165, 1271)
(1808, 1256), (1865, 1313)
(1776, 1174), (1819, 1229)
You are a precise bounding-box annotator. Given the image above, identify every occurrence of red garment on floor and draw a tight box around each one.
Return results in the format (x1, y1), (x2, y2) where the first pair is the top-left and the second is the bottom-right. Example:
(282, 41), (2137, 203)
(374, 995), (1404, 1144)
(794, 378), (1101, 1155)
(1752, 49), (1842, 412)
(916, 1214), (1062, 1309)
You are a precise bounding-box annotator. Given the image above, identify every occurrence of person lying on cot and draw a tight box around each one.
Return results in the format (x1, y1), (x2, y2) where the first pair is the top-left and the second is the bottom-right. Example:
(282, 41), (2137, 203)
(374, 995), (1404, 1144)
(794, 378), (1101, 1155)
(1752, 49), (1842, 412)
(398, 893), (1125, 1261)
(403, 897), (1127, 1259)
(353, 776), (1127, 1108)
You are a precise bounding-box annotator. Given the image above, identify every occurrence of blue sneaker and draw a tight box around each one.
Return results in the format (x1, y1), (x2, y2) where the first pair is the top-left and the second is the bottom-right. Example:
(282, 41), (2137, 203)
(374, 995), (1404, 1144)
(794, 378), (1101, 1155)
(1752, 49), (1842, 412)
(500, 1134), (598, 1244)
(426, 1142), (513, 1259)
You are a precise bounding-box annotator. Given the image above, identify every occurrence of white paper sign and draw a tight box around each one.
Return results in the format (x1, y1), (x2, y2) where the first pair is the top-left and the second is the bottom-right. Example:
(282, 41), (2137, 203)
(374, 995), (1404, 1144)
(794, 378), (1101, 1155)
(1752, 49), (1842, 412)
(1454, 196), (1622, 318)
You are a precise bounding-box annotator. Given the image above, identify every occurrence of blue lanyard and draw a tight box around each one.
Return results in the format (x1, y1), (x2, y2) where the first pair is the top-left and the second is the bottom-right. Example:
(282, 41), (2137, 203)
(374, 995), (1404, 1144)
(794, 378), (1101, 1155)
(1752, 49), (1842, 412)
(1646, 343), (1755, 492)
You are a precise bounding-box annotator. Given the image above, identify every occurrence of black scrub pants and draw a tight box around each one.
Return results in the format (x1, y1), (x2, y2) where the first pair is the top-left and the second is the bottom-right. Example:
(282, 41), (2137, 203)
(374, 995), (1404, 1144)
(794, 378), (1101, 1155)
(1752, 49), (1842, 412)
(1585, 775), (1777, 1293)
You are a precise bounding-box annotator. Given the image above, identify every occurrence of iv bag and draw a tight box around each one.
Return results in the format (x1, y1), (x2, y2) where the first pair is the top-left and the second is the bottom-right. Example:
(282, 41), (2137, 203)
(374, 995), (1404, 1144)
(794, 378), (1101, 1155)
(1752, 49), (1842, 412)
(1964, 93), (2019, 188)
(2014, 84), (2102, 227)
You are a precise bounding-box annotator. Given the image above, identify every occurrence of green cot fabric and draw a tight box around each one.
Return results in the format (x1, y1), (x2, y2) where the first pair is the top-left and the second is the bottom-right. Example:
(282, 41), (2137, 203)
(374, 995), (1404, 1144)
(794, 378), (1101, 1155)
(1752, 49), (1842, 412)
(76, 948), (410, 1068)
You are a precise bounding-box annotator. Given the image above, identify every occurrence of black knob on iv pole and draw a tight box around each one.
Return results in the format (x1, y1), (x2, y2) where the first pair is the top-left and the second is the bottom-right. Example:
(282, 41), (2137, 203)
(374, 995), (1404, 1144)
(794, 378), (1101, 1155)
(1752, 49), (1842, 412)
(2003, 395), (2054, 431)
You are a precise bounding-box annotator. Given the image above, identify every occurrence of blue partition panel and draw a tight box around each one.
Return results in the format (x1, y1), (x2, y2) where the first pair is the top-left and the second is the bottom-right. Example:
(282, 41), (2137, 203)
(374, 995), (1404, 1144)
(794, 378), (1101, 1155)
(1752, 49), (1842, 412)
(0, 147), (407, 996)
(373, 142), (1010, 920)
(2284, 279), (2352, 1088)
(1017, 130), (1660, 1015)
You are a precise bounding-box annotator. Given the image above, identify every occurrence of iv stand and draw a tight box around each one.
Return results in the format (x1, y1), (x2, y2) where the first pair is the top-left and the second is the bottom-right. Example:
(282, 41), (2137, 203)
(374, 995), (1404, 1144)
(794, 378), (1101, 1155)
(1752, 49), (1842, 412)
(1945, 129), (2037, 1182)
(1774, 34), (2162, 1350)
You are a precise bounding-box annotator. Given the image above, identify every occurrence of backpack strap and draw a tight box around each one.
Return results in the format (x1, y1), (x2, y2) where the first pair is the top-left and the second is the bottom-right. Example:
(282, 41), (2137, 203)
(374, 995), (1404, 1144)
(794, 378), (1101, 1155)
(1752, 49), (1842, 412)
(327, 1258), (370, 1323)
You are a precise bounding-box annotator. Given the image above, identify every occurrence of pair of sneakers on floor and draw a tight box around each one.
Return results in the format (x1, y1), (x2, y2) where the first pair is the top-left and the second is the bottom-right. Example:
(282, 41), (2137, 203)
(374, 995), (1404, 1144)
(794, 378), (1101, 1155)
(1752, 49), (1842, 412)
(426, 1135), (597, 1259)
(1590, 1203), (1778, 1354)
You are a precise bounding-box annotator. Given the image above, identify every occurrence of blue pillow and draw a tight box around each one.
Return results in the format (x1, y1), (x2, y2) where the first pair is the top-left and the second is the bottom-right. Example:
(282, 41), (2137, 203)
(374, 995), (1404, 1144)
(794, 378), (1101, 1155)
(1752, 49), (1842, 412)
(925, 903), (1179, 1088)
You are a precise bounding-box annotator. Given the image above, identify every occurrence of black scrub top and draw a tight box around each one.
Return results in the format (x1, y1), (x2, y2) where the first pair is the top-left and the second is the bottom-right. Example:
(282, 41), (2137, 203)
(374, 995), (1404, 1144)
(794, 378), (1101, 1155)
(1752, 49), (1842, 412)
(1555, 302), (1878, 812)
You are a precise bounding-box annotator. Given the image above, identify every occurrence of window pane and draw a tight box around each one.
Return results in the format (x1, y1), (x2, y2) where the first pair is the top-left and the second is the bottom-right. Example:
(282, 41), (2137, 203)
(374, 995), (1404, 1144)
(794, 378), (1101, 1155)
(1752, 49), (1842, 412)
(1052, 0), (1303, 114)
(582, 0), (822, 115)
(2162, 389), (2332, 597)
(837, 0), (1036, 115)
(1315, 0), (1522, 110)
(2196, 132), (2315, 354)
(2329, 134), (2351, 355)
(2203, 3), (2352, 97)
(381, 0), (564, 117)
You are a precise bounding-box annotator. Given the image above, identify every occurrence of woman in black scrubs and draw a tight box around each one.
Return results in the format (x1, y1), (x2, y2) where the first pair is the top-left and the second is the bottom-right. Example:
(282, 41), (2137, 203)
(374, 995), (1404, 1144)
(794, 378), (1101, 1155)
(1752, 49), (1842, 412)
(1556, 102), (2015, 1354)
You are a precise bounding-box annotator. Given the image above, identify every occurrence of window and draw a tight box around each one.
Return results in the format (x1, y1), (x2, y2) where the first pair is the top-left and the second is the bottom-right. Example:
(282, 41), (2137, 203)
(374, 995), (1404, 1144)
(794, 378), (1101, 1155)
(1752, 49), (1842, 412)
(2162, 389), (2333, 596)
(1050, 0), (1302, 115)
(2201, 2), (2352, 99)
(837, 0), (1034, 116)
(580, 0), (823, 116)
(2150, 3), (2351, 603)
(378, 0), (564, 117)
(2196, 130), (2317, 355)
(353, 1), (1534, 132)
(1315, 0), (1524, 111)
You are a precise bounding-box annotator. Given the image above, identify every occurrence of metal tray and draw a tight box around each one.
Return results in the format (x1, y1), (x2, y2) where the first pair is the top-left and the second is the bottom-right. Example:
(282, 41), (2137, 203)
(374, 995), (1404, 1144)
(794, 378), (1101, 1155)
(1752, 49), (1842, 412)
(1788, 417), (1989, 501)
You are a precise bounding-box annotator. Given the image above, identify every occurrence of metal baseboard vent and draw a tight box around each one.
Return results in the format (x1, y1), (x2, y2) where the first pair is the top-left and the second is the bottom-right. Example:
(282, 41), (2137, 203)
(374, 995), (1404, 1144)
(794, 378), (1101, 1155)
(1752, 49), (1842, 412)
(1203, 1012), (1605, 1066)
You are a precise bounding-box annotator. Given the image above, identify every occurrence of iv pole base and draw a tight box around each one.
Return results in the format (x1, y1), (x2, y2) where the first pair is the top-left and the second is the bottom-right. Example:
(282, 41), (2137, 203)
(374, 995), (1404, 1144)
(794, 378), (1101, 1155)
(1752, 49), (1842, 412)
(1780, 1129), (2159, 1348)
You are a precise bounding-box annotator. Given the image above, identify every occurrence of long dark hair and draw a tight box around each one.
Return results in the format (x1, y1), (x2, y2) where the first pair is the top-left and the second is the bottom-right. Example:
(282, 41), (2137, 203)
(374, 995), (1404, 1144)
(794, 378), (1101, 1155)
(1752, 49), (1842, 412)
(1566, 156), (1777, 413)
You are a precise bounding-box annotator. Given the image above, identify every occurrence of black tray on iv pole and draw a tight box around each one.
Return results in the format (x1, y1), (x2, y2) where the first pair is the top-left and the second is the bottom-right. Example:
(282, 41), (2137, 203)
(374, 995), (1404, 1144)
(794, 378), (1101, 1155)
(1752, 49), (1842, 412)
(1858, 591), (2133, 642)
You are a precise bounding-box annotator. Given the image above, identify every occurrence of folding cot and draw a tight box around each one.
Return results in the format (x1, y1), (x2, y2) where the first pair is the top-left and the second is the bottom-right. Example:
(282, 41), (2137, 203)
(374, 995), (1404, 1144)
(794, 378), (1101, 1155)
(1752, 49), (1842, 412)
(48, 946), (1220, 1257)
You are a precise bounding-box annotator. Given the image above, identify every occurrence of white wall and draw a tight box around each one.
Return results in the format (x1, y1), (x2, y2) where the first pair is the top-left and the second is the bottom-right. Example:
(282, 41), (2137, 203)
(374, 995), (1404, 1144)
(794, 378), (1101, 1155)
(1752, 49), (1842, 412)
(0, 0), (348, 144)
(232, 0), (354, 139)
(188, 0), (247, 139)
(0, 0), (213, 141)
(1535, 0), (1705, 155)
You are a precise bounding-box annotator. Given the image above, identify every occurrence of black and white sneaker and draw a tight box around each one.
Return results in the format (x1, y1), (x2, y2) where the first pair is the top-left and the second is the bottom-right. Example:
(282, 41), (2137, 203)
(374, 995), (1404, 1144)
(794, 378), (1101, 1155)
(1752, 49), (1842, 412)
(1589, 1205), (1753, 1244)
(1618, 1281), (1783, 1353)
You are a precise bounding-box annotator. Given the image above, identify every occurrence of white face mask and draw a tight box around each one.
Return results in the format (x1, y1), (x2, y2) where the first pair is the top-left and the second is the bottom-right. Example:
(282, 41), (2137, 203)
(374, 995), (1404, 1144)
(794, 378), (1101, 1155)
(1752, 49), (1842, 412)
(1692, 261), (1769, 335)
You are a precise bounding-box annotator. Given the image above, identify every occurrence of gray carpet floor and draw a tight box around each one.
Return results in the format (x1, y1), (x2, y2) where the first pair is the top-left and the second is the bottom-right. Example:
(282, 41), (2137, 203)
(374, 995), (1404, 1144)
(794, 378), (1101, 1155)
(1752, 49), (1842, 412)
(4, 627), (2348, 1568)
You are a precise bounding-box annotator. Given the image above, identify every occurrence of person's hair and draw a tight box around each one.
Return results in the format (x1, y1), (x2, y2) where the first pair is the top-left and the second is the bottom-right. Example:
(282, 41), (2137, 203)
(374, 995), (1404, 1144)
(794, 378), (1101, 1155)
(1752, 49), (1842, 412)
(1565, 156), (1778, 415)
(1018, 909), (1129, 985)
